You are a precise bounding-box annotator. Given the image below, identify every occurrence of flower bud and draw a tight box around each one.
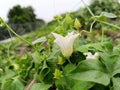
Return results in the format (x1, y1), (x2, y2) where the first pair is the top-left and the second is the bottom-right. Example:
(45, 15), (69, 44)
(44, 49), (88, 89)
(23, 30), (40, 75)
(57, 56), (64, 65)
(53, 69), (63, 79)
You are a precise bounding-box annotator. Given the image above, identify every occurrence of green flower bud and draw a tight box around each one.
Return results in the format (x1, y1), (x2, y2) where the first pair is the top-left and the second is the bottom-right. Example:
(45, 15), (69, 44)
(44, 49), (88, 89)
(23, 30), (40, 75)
(57, 56), (64, 65)
(53, 69), (63, 79)
(13, 64), (19, 71)
(74, 18), (81, 30)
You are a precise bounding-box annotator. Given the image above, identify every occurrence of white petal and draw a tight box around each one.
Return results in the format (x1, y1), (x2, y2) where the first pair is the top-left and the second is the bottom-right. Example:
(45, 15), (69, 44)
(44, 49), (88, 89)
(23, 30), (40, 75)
(84, 52), (99, 60)
(55, 38), (66, 50)
(52, 32), (64, 39)
(66, 33), (79, 47)
(67, 31), (74, 37)
(94, 52), (99, 56)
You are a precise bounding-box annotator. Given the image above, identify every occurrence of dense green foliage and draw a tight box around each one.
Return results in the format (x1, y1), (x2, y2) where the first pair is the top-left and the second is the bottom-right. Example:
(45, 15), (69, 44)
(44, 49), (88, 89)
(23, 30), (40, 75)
(1, 0), (120, 90)
(8, 5), (36, 23)
(72, 0), (120, 30)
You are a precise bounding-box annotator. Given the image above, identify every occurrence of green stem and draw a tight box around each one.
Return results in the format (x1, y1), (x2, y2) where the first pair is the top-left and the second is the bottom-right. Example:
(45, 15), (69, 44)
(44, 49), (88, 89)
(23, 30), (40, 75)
(81, 0), (120, 30)
(7, 27), (13, 40)
(67, 57), (72, 64)
(6, 24), (33, 46)
(80, 30), (90, 35)
(90, 20), (96, 32)
(7, 44), (11, 63)
(101, 23), (104, 42)
(98, 20), (120, 30)
(81, 0), (95, 17)
(0, 17), (36, 49)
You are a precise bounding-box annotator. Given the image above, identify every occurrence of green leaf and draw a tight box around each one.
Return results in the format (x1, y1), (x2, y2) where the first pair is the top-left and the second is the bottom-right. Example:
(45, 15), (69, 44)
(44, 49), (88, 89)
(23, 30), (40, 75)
(70, 60), (110, 86)
(1, 69), (15, 88)
(76, 42), (113, 53)
(39, 61), (50, 82)
(112, 58), (120, 76)
(3, 78), (25, 90)
(47, 44), (60, 60)
(4, 69), (15, 79)
(32, 51), (42, 64)
(94, 15), (106, 21)
(76, 45), (88, 52)
(54, 15), (62, 20)
(102, 12), (117, 18)
(2, 79), (12, 90)
(112, 77), (120, 90)
(102, 42), (113, 52)
(63, 64), (76, 75)
(76, 43), (104, 52)
(30, 83), (51, 90)
(99, 15), (106, 21)
(64, 13), (73, 24)
(70, 71), (109, 86)
(72, 81), (94, 90)
(32, 36), (47, 44)
(88, 43), (104, 51)
(90, 84), (108, 90)
(55, 77), (71, 90)
(100, 53), (120, 77)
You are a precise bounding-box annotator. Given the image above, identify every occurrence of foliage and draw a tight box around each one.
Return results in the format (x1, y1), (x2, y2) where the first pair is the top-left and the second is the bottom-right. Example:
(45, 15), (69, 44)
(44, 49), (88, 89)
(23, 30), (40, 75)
(8, 5), (36, 23)
(89, 0), (120, 16)
(1, 10), (120, 89)
(72, 0), (120, 30)
(1, 1), (120, 90)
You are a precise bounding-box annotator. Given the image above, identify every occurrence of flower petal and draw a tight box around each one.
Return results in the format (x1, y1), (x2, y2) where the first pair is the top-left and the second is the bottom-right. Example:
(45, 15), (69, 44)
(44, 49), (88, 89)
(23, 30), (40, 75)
(51, 32), (64, 40)
(52, 32), (67, 51)
(52, 31), (79, 58)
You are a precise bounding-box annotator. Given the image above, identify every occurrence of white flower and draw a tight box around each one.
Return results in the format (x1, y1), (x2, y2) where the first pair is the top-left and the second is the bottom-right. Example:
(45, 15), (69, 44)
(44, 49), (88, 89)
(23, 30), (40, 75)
(52, 31), (79, 58)
(84, 52), (99, 60)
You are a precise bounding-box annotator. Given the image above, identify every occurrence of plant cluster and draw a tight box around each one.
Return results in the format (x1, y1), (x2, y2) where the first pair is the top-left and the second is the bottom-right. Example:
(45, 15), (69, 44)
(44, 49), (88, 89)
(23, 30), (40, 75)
(0, 12), (120, 90)
(1, 2), (120, 90)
